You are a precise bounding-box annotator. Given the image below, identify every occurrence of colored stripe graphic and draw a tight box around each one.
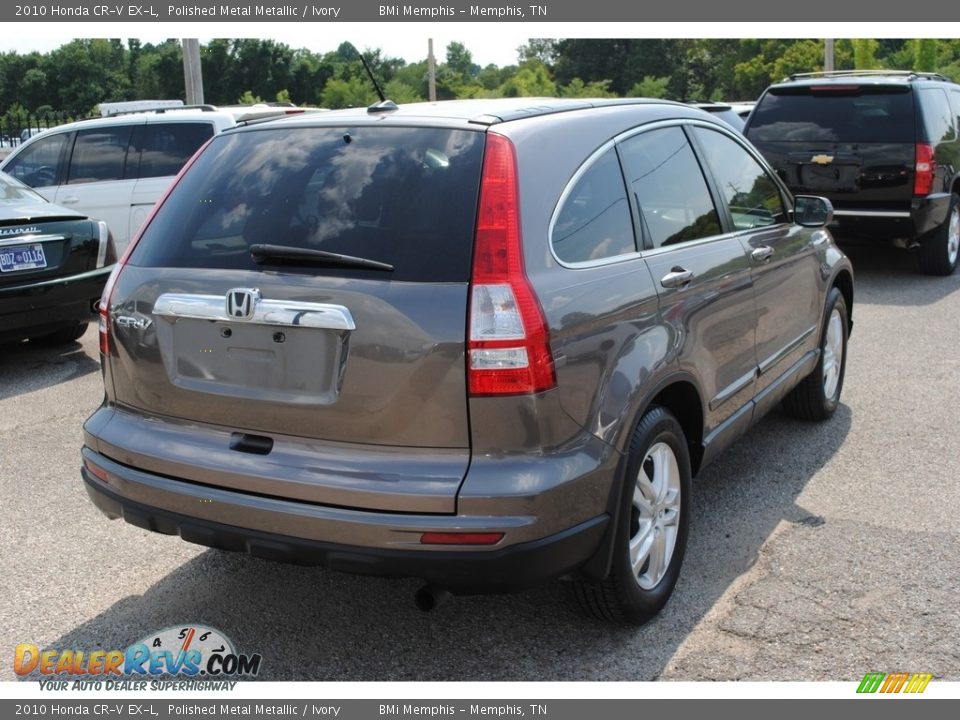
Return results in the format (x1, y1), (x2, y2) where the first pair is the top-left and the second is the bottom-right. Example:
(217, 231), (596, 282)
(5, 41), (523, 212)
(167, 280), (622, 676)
(857, 672), (932, 694)
(857, 673), (885, 693)
(881, 672), (908, 693)
(904, 674), (933, 694)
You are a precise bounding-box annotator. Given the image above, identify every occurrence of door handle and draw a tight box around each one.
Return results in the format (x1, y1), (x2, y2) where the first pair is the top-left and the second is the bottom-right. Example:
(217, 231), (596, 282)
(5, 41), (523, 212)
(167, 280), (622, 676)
(60, 196), (80, 204)
(751, 245), (775, 263)
(660, 267), (694, 289)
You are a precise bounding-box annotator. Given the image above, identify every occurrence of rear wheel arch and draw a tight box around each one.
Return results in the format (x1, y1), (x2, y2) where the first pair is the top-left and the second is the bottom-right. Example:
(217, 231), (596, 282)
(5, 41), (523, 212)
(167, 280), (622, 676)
(646, 380), (705, 477)
(831, 269), (854, 332)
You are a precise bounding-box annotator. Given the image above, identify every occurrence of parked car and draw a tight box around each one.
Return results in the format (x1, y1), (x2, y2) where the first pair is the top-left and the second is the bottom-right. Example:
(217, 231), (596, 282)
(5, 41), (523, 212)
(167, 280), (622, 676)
(688, 102), (746, 131)
(745, 70), (960, 275)
(81, 98), (853, 624)
(0, 104), (314, 255)
(0, 171), (115, 345)
(727, 101), (756, 123)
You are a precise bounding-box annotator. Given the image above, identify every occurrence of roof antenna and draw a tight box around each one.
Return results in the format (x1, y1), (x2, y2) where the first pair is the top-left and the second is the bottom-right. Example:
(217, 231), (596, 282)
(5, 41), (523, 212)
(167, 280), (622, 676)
(348, 43), (398, 113)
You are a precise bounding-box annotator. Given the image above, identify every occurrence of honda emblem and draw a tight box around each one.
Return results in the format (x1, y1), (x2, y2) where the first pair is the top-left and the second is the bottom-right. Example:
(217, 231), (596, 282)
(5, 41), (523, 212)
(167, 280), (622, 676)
(225, 288), (261, 320)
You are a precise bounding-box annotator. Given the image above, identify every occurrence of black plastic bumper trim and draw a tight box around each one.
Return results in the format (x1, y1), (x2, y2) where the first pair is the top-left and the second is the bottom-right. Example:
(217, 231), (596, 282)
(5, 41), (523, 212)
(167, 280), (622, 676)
(82, 467), (609, 593)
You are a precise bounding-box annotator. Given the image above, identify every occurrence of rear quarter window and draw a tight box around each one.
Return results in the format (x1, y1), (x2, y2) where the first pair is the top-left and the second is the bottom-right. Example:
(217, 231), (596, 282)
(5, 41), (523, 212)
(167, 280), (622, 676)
(747, 87), (915, 143)
(551, 147), (636, 264)
(129, 126), (485, 282)
(917, 87), (956, 144)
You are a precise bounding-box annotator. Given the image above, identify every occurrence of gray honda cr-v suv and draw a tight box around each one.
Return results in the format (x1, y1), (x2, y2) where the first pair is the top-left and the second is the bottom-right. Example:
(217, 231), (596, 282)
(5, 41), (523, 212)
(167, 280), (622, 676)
(82, 98), (853, 624)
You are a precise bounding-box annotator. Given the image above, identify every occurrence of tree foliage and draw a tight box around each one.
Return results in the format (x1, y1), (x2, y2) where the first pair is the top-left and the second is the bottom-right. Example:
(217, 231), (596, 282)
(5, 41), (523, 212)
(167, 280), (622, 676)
(2, 38), (959, 120)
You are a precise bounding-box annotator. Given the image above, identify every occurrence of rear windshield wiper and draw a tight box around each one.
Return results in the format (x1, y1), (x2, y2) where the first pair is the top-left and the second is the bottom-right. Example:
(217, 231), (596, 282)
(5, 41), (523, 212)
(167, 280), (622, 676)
(249, 244), (394, 272)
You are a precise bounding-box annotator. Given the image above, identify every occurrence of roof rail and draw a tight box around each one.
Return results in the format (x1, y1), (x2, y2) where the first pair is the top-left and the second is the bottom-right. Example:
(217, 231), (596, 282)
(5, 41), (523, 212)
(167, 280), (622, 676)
(100, 103), (219, 118)
(785, 69), (952, 82)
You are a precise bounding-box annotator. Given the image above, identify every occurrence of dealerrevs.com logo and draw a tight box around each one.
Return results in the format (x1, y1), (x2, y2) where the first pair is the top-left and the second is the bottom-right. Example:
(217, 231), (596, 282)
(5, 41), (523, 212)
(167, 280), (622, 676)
(15, 625), (262, 690)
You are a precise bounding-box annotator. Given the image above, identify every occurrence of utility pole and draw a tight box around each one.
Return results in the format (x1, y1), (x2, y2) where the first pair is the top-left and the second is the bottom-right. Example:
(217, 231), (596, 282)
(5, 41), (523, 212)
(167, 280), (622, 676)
(428, 38), (437, 102)
(182, 39), (204, 105)
(825, 39), (835, 72)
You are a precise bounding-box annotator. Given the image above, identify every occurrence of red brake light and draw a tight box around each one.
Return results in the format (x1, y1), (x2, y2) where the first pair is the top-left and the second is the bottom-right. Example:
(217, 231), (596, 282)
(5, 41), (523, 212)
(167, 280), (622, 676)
(467, 133), (556, 396)
(810, 85), (861, 93)
(914, 143), (936, 196)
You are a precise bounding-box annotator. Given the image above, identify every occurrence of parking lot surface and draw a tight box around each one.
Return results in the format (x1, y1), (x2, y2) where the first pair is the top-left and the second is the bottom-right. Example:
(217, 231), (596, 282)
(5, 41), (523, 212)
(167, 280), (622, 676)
(2, 242), (958, 681)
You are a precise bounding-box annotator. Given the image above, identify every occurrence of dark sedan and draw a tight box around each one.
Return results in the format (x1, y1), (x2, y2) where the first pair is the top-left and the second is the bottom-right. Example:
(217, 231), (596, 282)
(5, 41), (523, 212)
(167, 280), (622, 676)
(0, 171), (115, 345)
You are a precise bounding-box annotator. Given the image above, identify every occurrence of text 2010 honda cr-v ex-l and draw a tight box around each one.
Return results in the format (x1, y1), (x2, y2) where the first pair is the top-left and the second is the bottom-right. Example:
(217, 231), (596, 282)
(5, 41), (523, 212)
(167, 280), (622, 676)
(82, 98), (854, 624)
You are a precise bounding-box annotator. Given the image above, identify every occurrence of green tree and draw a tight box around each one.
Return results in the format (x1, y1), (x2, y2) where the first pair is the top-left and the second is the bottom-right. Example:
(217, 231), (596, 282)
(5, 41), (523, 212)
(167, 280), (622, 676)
(915, 39), (938, 72)
(629, 76), (670, 99)
(497, 60), (556, 97)
(321, 77), (377, 109)
(560, 78), (616, 98)
(852, 39), (879, 69)
(237, 90), (264, 104)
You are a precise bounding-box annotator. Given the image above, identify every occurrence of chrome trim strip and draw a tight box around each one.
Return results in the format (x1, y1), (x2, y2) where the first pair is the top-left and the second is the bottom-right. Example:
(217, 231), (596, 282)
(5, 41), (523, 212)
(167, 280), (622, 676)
(0, 234), (67, 248)
(832, 210), (911, 218)
(709, 368), (757, 412)
(758, 325), (817, 375)
(153, 293), (357, 331)
(96, 221), (109, 269)
(753, 349), (819, 408)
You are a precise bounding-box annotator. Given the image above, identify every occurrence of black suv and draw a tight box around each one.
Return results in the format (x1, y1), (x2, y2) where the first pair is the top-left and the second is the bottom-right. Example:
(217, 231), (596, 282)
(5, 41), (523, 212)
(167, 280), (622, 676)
(745, 70), (960, 275)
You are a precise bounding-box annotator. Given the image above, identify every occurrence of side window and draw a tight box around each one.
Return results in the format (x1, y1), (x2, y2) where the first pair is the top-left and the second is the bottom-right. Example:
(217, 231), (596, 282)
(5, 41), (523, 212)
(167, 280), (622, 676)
(134, 123), (215, 179)
(692, 127), (787, 230)
(948, 90), (960, 135)
(552, 147), (636, 263)
(917, 88), (955, 144)
(618, 126), (721, 249)
(67, 126), (133, 184)
(4, 133), (68, 188)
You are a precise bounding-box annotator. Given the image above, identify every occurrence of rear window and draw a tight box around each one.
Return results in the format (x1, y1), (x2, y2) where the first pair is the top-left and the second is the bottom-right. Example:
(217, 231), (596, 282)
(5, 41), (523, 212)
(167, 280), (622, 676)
(747, 86), (915, 143)
(129, 126), (485, 282)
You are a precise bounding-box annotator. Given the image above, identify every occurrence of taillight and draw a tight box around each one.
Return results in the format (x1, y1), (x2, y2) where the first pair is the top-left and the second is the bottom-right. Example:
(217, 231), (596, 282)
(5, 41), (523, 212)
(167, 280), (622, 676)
(467, 133), (556, 396)
(98, 137), (213, 356)
(98, 265), (119, 355)
(915, 143), (936, 196)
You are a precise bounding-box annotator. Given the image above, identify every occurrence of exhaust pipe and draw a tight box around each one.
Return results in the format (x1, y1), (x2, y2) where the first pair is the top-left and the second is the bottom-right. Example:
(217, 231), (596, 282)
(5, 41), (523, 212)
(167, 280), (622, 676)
(414, 585), (451, 613)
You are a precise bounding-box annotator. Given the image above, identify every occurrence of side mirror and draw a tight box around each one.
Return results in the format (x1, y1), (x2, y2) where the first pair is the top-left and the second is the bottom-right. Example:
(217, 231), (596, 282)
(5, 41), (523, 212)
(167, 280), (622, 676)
(794, 195), (834, 228)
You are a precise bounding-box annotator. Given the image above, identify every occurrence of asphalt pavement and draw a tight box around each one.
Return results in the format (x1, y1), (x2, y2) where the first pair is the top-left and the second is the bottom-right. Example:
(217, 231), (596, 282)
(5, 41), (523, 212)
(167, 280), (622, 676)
(1, 242), (958, 682)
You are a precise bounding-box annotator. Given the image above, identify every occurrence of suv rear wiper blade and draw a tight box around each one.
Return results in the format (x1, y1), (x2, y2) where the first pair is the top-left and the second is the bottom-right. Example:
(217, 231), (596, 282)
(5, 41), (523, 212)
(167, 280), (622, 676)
(249, 244), (394, 272)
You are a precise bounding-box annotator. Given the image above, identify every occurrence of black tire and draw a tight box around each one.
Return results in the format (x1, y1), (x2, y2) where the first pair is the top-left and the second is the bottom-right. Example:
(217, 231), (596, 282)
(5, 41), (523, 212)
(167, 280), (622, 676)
(918, 192), (959, 276)
(574, 406), (691, 625)
(782, 287), (848, 421)
(31, 322), (88, 346)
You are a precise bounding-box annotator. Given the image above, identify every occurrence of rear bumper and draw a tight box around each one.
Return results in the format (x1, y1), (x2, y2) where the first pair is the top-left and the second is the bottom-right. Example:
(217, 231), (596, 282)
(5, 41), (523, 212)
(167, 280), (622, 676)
(0, 266), (110, 341)
(81, 447), (610, 592)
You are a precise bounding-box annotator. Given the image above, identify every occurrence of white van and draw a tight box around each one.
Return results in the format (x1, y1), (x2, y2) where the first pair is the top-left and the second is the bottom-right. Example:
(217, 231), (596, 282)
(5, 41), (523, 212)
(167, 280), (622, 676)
(0, 105), (311, 254)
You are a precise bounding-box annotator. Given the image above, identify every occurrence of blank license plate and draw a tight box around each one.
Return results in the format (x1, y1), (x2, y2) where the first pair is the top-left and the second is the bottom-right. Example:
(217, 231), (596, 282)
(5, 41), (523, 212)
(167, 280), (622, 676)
(0, 244), (47, 272)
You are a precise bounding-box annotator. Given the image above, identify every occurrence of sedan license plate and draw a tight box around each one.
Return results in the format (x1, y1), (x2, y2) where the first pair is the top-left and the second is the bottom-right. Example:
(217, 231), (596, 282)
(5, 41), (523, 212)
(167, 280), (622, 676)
(0, 244), (47, 272)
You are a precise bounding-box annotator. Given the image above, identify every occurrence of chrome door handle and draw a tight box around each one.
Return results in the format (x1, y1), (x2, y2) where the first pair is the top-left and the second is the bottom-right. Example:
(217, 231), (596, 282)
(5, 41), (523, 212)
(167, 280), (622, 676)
(751, 246), (775, 263)
(660, 267), (694, 289)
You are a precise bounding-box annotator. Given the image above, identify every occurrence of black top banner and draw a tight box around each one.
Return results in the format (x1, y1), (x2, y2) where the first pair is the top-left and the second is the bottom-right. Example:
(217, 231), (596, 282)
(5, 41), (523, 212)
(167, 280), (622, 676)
(1, 0), (923, 22)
